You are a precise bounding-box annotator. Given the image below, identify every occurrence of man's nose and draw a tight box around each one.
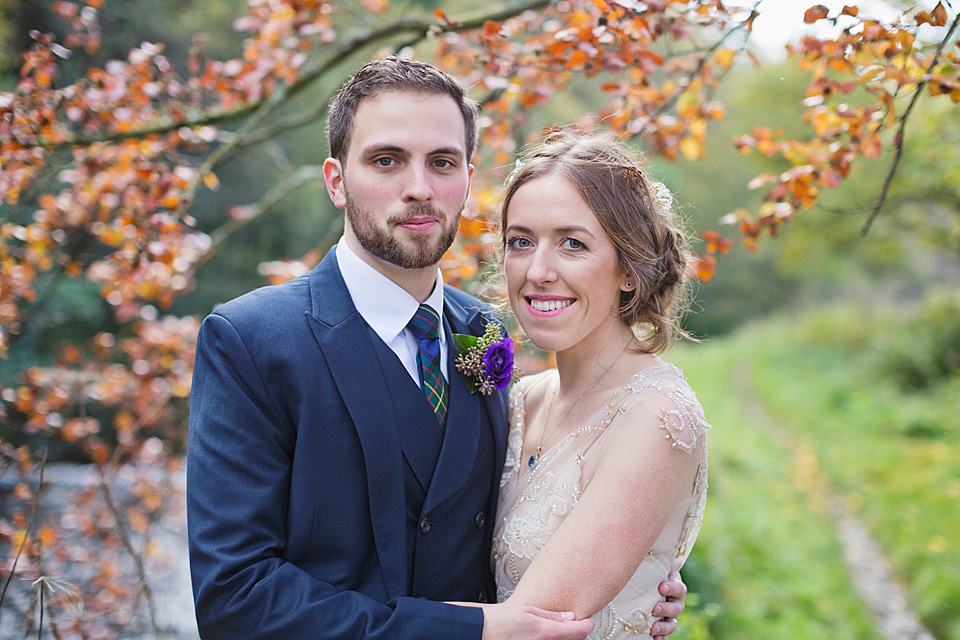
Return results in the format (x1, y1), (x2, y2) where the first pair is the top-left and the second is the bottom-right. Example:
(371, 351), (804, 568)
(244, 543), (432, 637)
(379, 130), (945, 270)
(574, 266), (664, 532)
(401, 165), (434, 203)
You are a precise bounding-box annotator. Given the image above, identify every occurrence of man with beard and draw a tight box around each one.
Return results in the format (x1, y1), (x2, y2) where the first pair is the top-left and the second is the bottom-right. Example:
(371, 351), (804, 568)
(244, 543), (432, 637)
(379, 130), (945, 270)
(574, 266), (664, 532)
(186, 56), (686, 640)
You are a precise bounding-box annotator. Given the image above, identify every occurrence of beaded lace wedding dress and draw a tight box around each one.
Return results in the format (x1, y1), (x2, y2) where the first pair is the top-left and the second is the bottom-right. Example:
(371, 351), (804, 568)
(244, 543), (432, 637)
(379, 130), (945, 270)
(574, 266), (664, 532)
(492, 359), (709, 639)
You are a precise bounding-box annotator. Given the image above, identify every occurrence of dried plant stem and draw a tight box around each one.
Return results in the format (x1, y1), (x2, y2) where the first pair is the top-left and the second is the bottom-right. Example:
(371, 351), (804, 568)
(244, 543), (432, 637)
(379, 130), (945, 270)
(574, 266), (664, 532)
(0, 450), (47, 608)
(94, 463), (166, 640)
(37, 579), (44, 640)
(43, 586), (63, 640)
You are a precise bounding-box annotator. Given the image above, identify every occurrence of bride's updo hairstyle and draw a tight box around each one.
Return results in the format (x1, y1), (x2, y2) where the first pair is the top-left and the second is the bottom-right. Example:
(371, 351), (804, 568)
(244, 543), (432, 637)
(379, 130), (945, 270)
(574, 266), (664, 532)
(500, 129), (693, 354)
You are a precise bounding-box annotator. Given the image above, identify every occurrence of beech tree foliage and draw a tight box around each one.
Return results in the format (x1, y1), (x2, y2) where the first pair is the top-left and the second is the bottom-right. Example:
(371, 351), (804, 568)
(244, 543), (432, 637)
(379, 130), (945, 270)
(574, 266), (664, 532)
(1, 0), (958, 634)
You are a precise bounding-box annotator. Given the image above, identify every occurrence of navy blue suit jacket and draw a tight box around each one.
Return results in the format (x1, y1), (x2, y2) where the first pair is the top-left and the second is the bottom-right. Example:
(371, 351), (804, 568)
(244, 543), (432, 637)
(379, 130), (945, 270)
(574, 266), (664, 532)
(187, 249), (509, 639)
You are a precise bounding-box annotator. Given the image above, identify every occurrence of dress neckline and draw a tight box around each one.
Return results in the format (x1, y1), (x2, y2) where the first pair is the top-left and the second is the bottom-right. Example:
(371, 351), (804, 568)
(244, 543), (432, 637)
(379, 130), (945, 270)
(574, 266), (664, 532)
(517, 357), (672, 479)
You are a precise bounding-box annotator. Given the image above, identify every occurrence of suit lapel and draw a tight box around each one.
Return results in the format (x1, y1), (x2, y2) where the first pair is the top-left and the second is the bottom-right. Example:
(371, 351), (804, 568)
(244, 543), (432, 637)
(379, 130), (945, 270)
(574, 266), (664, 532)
(303, 250), (407, 599)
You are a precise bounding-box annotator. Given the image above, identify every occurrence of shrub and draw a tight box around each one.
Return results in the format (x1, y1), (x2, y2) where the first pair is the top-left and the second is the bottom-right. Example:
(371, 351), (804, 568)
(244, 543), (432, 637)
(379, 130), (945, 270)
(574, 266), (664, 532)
(875, 290), (960, 391)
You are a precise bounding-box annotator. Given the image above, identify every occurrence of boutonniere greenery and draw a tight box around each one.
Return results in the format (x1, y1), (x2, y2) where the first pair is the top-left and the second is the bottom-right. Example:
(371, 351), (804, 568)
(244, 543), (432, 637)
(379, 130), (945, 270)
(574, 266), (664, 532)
(453, 320), (522, 395)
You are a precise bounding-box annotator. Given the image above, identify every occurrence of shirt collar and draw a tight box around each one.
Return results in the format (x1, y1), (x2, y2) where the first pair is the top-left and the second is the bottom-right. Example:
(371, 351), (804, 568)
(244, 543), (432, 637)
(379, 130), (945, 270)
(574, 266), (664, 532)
(336, 238), (446, 345)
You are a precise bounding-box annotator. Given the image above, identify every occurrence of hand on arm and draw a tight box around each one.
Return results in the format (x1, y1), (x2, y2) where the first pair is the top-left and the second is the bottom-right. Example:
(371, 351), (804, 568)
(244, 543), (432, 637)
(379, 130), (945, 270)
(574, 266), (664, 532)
(450, 601), (593, 640)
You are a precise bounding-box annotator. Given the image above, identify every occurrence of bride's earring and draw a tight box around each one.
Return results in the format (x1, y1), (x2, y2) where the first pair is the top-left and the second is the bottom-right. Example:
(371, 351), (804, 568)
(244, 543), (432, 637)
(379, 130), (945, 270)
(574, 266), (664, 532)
(623, 281), (634, 290)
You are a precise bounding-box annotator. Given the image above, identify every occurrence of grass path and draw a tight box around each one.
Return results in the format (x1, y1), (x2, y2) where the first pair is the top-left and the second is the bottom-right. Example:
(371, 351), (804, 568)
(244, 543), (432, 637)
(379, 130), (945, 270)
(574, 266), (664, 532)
(732, 359), (935, 640)
(671, 304), (958, 639)
(671, 339), (878, 639)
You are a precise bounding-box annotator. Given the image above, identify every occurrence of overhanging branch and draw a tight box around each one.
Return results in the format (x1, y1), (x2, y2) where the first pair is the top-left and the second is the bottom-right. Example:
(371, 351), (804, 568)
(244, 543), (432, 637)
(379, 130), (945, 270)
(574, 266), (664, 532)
(15, 0), (550, 151)
(861, 11), (960, 236)
(190, 164), (327, 273)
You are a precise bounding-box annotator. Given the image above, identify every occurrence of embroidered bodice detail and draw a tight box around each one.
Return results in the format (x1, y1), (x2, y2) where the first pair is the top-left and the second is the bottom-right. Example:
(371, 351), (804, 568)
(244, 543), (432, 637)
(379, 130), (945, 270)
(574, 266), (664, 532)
(493, 360), (709, 639)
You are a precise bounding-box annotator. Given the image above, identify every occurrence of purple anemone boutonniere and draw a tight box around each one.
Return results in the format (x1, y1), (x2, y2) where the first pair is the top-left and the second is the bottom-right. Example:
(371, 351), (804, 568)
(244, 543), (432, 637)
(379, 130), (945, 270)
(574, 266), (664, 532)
(453, 321), (522, 395)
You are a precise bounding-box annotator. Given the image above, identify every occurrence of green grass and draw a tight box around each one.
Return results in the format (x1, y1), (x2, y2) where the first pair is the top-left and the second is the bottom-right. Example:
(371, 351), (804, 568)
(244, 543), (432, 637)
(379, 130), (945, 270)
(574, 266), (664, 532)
(667, 300), (959, 639)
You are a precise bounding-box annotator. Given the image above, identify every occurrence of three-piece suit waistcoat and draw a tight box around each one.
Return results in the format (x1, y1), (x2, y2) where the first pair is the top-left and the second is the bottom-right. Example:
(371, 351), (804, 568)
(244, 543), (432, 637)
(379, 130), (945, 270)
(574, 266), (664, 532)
(366, 320), (499, 603)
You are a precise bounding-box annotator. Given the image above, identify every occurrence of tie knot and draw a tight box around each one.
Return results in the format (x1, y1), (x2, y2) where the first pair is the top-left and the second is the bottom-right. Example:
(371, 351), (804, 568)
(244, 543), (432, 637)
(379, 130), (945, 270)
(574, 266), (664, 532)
(408, 304), (441, 341)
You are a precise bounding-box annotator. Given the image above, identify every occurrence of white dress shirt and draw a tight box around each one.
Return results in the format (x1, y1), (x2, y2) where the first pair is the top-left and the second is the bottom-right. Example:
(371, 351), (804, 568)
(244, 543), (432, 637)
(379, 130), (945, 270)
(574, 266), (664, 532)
(336, 239), (448, 386)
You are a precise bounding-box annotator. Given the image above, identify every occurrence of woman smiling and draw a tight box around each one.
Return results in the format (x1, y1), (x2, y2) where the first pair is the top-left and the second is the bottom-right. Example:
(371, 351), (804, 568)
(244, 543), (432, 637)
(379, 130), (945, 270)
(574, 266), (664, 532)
(492, 129), (710, 640)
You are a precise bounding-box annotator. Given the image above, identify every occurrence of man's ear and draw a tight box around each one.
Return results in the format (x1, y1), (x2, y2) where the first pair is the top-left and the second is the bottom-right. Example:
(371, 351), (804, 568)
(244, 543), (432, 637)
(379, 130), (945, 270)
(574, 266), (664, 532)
(323, 157), (347, 209)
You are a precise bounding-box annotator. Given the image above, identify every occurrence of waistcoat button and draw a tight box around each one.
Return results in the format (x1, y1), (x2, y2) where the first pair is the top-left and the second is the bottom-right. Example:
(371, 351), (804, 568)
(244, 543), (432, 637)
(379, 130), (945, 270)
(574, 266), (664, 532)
(419, 516), (431, 535)
(475, 511), (486, 529)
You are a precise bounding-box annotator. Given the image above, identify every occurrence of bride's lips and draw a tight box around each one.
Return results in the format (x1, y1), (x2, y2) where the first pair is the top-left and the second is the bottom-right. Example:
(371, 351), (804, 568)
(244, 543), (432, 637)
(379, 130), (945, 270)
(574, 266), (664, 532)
(525, 295), (575, 317)
(397, 216), (438, 232)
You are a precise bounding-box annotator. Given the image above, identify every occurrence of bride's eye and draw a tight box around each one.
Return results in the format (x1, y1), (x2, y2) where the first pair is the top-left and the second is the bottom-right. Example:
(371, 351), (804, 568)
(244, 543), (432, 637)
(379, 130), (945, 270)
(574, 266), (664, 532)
(507, 236), (532, 250)
(561, 237), (585, 250)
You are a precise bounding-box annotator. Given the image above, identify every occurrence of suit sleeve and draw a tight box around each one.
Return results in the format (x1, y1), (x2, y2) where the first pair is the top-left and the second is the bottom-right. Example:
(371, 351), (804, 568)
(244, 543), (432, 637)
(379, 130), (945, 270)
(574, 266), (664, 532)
(186, 312), (483, 639)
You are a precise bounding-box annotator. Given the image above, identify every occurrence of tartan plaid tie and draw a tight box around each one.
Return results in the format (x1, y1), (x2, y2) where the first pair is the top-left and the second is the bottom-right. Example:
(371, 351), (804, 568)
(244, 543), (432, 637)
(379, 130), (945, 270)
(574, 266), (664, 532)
(407, 304), (448, 427)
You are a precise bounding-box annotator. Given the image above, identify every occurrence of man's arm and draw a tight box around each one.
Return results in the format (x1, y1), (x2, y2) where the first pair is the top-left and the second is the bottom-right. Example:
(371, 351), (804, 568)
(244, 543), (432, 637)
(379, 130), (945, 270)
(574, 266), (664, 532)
(187, 312), (481, 640)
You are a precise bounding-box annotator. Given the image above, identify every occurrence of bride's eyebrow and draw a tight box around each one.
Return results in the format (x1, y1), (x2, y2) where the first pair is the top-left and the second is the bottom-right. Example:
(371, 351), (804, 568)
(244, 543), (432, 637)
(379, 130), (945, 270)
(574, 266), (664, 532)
(555, 225), (594, 237)
(505, 224), (597, 239)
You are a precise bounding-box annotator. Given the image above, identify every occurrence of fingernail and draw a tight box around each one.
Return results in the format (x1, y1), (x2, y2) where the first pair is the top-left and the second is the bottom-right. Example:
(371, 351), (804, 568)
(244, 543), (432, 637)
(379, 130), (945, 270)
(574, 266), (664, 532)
(662, 583), (671, 594)
(561, 612), (575, 621)
(653, 604), (662, 616)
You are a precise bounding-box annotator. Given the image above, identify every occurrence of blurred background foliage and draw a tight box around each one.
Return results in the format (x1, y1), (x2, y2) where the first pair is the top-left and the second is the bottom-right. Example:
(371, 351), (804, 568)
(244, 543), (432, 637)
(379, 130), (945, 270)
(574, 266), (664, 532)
(671, 292), (960, 639)
(1, 0), (957, 638)
(4, 1), (958, 343)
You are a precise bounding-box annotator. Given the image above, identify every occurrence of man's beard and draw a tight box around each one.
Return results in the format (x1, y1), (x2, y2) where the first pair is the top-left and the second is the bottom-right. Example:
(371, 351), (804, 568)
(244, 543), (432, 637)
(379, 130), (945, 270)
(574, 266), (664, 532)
(345, 194), (461, 270)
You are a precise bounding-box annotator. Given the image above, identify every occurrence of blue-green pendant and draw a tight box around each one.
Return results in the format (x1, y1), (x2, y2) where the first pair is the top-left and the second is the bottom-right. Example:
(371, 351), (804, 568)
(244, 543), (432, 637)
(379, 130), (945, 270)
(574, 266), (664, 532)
(528, 454), (537, 468)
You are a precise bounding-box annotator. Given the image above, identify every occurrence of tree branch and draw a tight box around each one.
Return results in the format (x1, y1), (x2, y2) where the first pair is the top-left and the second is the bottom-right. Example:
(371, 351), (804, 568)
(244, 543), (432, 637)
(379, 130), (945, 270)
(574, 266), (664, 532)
(169, 0), (551, 209)
(189, 0), (553, 157)
(626, 4), (758, 139)
(230, 91), (334, 151)
(191, 164), (327, 273)
(16, 0), (549, 151)
(861, 11), (960, 236)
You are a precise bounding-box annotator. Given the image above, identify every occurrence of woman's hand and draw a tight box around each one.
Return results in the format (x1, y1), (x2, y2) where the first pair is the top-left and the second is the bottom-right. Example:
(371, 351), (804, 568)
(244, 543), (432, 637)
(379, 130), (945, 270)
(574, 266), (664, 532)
(651, 575), (687, 639)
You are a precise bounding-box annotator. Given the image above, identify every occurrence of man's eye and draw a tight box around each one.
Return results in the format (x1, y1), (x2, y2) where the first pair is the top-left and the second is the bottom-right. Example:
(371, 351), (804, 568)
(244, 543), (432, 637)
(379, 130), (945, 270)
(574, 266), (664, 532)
(375, 157), (395, 167)
(434, 158), (454, 169)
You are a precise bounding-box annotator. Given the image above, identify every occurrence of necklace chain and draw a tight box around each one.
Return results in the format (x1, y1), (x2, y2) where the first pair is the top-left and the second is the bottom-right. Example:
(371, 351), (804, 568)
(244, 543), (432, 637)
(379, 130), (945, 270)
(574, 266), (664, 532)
(527, 345), (629, 469)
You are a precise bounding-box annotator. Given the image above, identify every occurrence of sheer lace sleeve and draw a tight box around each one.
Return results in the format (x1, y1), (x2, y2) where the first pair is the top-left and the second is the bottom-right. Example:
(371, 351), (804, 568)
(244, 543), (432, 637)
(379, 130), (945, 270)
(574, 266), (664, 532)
(621, 363), (709, 455)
